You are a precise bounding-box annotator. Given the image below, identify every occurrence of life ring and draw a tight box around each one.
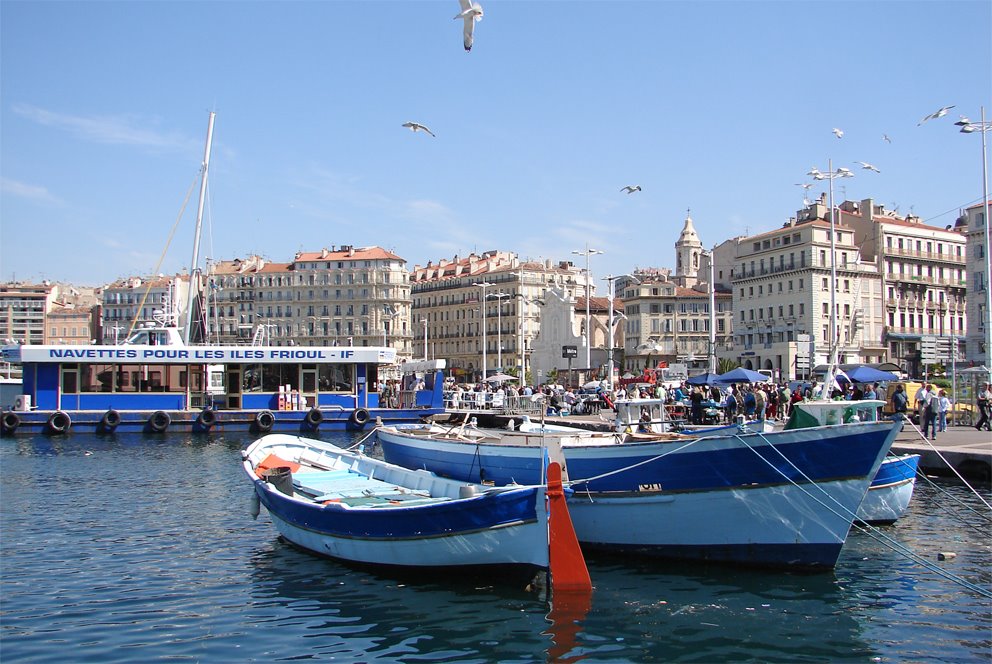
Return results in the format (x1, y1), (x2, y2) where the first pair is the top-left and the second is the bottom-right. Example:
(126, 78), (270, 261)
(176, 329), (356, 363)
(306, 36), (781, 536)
(254, 410), (275, 433)
(100, 409), (121, 432)
(46, 411), (71, 435)
(1, 411), (20, 435)
(148, 410), (171, 433)
(305, 407), (324, 428)
(350, 408), (371, 427)
(197, 408), (217, 428)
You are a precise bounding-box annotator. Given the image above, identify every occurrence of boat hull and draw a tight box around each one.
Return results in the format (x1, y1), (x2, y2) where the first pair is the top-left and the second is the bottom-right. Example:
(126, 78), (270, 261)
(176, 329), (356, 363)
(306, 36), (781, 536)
(855, 454), (920, 525)
(376, 421), (900, 568)
(1, 407), (438, 436)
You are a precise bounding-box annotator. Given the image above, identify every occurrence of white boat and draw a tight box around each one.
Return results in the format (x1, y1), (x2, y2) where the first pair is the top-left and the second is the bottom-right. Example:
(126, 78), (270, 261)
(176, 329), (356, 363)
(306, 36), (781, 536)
(376, 414), (901, 569)
(242, 434), (590, 590)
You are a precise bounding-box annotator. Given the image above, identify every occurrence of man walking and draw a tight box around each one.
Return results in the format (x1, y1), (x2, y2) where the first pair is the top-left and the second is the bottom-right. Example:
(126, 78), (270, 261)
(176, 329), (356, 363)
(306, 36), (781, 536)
(976, 383), (992, 432)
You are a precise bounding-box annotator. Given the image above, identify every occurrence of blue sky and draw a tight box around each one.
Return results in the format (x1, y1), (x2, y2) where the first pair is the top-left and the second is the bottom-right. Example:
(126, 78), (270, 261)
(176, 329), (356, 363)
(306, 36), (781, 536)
(2, 1), (990, 287)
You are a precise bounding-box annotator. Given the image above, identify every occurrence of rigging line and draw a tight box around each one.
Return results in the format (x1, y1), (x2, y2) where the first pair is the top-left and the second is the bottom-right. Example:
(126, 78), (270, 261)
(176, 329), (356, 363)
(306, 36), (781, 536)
(909, 470), (992, 530)
(125, 173), (200, 340)
(343, 427), (378, 452)
(902, 420), (992, 510)
(745, 431), (992, 598)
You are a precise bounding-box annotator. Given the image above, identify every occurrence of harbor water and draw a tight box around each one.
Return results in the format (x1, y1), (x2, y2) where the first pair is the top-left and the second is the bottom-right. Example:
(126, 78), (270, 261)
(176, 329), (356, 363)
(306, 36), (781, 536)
(1, 431), (989, 663)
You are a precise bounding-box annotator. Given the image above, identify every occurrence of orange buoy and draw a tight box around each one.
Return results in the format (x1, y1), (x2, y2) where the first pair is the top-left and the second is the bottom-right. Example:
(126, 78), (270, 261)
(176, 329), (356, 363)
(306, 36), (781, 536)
(546, 461), (592, 593)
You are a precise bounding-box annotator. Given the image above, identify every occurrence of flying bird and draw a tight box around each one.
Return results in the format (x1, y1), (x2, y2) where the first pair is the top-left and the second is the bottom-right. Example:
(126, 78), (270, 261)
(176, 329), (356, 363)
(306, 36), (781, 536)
(918, 105), (955, 125)
(455, 0), (483, 51)
(882, 134), (892, 143)
(832, 128), (844, 139)
(620, 185), (642, 194)
(855, 161), (881, 173)
(402, 122), (436, 137)
(794, 183), (813, 191)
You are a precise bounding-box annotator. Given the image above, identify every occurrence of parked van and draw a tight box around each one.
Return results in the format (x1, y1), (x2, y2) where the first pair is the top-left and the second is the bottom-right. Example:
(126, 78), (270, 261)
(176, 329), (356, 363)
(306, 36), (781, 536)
(882, 381), (925, 423)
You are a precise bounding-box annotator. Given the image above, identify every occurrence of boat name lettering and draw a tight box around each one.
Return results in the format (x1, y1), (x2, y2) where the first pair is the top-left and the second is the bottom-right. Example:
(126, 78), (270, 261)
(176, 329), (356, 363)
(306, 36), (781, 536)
(48, 348), (139, 359)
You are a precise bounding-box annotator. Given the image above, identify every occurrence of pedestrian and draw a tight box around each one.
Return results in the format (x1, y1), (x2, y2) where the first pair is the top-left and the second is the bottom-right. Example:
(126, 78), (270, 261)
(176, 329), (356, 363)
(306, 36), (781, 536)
(922, 388), (939, 440)
(937, 389), (951, 433)
(976, 383), (992, 432)
(753, 385), (767, 421)
(915, 384), (932, 425)
(891, 384), (908, 418)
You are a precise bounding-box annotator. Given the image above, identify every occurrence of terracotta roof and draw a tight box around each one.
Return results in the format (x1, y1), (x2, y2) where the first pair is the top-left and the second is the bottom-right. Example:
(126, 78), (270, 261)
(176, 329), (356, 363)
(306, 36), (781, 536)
(294, 246), (403, 262)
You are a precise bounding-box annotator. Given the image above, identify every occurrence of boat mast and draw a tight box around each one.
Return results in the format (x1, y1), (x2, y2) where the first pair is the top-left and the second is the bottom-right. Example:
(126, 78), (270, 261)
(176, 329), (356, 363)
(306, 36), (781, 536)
(184, 111), (216, 345)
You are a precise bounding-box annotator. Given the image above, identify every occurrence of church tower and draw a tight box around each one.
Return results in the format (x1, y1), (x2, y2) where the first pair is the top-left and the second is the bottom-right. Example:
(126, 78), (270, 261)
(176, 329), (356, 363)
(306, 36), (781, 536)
(674, 209), (702, 288)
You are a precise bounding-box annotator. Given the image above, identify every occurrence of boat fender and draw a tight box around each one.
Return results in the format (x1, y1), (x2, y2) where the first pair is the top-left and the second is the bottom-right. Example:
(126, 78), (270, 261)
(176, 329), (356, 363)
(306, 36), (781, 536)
(350, 408), (371, 426)
(46, 411), (72, 435)
(197, 408), (217, 428)
(249, 491), (260, 520)
(100, 409), (121, 432)
(305, 407), (324, 428)
(255, 410), (275, 433)
(148, 410), (171, 433)
(1, 411), (20, 434)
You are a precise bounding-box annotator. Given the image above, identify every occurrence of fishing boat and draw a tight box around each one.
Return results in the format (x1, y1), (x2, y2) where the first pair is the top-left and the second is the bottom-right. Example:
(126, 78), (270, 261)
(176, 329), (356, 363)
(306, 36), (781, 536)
(783, 398), (919, 524)
(858, 453), (920, 525)
(242, 433), (590, 591)
(375, 413), (901, 569)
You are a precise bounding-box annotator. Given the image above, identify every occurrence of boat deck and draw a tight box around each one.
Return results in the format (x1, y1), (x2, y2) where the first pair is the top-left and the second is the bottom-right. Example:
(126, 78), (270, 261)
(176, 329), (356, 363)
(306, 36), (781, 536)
(292, 467), (440, 507)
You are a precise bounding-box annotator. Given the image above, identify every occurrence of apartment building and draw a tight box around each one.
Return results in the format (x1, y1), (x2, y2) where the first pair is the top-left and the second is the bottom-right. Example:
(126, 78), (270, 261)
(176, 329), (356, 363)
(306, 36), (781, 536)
(205, 247), (413, 354)
(0, 281), (57, 345)
(729, 203), (882, 381)
(100, 275), (191, 344)
(410, 251), (589, 382)
(960, 200), (990, 368)
(839, 198), (968, 376)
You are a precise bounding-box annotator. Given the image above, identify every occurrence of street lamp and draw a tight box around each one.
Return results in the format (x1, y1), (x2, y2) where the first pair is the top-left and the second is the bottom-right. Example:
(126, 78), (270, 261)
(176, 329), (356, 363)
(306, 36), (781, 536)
(955, 108), (992, 382)
(808, 160), (854, 390)
(488, 291), (510, 371)
(382, 304), (397, 346)
(572, 245), (603, 371)
(603, 274), (638, 398)
(420, 317), (428, 359)
(473, 281), (493, 381)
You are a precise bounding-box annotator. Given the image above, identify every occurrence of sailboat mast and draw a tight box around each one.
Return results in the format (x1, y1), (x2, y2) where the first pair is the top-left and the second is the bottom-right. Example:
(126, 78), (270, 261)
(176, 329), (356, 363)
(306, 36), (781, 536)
(184, 111), (216, 345)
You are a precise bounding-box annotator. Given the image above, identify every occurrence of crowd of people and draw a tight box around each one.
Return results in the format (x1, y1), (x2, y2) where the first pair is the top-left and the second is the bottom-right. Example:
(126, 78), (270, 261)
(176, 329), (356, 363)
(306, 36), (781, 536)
(434, 377), (992, 436)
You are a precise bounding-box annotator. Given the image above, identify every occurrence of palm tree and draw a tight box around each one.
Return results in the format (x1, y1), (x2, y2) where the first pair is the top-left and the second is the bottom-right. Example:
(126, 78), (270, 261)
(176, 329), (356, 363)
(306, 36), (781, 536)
(717, 358), (739, 374)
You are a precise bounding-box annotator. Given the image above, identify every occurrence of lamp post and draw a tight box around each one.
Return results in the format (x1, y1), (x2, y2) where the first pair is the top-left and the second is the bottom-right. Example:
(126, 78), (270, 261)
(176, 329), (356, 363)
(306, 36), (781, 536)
(572, 245), (603, 372)
(473, 281), (493, 382)
(488, 291), (510, 371)
(420, 317), (428, 359)
(808, 160), (854, 391)
(955, 108), (992, 382)
(603, 274), (638, 397)
(707, 248), (717, 374)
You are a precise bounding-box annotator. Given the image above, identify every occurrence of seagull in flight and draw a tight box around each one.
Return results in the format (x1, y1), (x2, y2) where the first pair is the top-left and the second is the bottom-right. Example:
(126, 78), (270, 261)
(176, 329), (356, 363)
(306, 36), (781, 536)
(918, 105), (955, 125)
(620, 185), (642, 194)
(882, 134), (892, 143)
(855, 161), (881, 173)
(455, 0), (483, 51)
(402, 122), (436, 137)
(832, 128), (844, 139)
(794, 183), (813, 191)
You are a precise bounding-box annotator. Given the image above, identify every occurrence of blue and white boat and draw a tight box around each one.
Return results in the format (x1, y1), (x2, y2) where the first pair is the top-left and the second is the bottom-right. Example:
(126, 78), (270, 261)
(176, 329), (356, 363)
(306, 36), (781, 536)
(242, 433), (590, 590)
(0, 331), (445, 435)
(375, 415), (901, 569)
(858, 453), (920, 525)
